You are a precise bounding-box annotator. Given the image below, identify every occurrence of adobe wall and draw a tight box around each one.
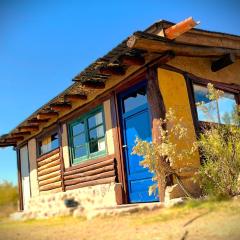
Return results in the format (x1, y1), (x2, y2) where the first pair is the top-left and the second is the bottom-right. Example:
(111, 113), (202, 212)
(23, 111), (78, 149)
(169, 57), (240, 85)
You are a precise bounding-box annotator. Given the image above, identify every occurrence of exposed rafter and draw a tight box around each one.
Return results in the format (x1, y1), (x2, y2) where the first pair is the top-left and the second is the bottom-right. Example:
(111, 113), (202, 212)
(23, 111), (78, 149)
(99, 65), (125, 76)
(119, 54), (145, 66)
(37, 112), (59, 120)
(19, 126), (39, 132)
(211, 53), (236, 72)
(11, 132), (31, 137)
(64, 94), (87, 102)
(28, 118), (49, 124)
(50, 103), (72, 111)
(81, 81), (106, 89)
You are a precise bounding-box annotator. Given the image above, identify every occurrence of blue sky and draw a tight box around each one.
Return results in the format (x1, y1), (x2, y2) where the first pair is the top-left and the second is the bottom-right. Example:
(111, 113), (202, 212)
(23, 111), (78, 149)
(0, 0), (240, 185)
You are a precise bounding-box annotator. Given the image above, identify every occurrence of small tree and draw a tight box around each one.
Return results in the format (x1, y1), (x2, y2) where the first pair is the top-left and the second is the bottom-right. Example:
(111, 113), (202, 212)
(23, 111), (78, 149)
(196, 84), (240, 198)
(132, 109), (196, 200)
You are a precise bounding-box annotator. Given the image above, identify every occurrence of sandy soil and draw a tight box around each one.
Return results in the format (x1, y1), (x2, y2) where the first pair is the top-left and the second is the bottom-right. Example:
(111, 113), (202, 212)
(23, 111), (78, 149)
(0, 199), (240, 240)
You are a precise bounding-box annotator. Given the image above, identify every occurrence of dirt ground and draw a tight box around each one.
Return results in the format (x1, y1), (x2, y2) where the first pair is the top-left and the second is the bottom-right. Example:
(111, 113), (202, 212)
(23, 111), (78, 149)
(0, 199), (240, 240)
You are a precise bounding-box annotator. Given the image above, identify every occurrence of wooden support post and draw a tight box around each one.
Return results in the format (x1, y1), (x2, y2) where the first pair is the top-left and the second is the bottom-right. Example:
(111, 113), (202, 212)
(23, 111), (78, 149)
(16, 148), (24, 211)
(57, 122), (65, 192)
(146, 66), (167, 202)
(211, 53), (236, 72)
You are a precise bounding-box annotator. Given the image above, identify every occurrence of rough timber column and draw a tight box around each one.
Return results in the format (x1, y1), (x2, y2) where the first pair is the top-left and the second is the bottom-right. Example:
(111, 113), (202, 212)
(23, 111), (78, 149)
(146, 66), (167, 202)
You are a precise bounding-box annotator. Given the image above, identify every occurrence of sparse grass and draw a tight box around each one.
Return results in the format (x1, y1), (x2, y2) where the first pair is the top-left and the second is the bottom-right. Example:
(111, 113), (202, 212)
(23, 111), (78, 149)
(0, 198), (240, 240)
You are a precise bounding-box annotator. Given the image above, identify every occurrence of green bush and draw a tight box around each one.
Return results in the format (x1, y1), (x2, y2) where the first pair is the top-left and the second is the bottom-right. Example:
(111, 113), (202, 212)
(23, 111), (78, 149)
(196, 84), (240, 199)
(198, 125), (240, 198)
(0, 180), (18, 206)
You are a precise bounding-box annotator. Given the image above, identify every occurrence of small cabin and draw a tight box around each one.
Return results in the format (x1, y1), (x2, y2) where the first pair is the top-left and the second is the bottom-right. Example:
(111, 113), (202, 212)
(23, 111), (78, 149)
(1, 19), (240, 218)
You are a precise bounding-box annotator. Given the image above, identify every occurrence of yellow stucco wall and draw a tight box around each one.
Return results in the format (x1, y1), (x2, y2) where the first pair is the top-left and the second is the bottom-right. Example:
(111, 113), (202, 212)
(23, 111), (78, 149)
(158, 68), (200, 174)
(28, 138), (40, 197)
(169, 57), (240, 85)
(103, 99), (115, 155)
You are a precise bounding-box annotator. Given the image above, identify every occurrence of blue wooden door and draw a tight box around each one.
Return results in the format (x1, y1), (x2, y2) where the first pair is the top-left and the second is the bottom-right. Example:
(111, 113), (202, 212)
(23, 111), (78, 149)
(118, 82), (158, 203)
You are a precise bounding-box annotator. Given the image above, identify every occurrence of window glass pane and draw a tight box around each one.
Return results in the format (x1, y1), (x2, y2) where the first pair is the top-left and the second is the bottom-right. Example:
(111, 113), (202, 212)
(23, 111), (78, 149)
(98, 138), (106, 152)
(73, 133), (85, 147)
(89, 138), (106, 154)
(39, 132), (59, 155)
(193, 84), (237, 124)
(89, 125), (104, 141)
(72, 121), (84, 136)
(74, 146), (87, 159)
(88, 112), (103, 129)
(51, 133), (59, 150)
(123, 86), (147, 113)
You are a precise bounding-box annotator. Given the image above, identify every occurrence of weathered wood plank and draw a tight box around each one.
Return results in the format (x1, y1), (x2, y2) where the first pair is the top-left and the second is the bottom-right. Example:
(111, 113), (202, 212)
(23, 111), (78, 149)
(65, 177), (115, 191)
(64, 158), (114, 176)
(65, 154), (115, 172)
(38, 165), (61, 177)
(37, 148), (60, 162)
(37, 155), (60, 167)
(38, 159), (61, 171)
(64, 164), (115, 180)
(39, 176), (61, 187)
(64, 170), (115, 186)
(38, 170), (61, 181)
(39, 181), (62, 191)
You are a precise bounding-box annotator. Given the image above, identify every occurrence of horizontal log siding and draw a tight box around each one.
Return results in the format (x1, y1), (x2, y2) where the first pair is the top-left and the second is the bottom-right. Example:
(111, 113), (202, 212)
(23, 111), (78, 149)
(37, 148), (63, 192)
(63, 154), (117, 191)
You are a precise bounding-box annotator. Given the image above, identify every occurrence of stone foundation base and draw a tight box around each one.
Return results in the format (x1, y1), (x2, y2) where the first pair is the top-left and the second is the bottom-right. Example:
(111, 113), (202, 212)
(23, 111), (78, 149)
(165, 177), (201, 202)
(18, 183), (118, 220)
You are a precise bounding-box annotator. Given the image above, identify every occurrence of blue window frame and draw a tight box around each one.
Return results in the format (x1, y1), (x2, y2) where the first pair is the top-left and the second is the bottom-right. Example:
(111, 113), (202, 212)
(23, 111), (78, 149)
(68, 106), (106, 164)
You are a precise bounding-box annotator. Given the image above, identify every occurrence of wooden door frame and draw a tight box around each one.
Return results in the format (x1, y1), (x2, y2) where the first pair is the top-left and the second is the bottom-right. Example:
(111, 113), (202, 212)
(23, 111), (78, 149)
(111, 72), (153, 204)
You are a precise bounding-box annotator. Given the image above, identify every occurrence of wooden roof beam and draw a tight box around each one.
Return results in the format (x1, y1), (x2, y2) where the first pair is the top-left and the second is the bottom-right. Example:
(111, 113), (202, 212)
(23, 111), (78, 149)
(82, 81), (105, 89)
(50, 103), (72, 111)
(18, 126), (39, 132)
(127, 32), (240, 58)
(99, 65), (125, 76)
(11, 131), (31, 137)
(164, 17), (200, 40)
(211, 53), (236, 72)
(119, 55), (145, 66)
(37, 112), (59, 120)
(64, 94), (87, 102)
(28, 118), (49, 124)
(5, 136), (24, 142)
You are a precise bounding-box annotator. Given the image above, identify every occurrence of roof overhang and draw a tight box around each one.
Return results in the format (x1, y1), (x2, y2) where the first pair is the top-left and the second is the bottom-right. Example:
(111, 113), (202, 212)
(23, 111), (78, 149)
(1, 19), (240, 147)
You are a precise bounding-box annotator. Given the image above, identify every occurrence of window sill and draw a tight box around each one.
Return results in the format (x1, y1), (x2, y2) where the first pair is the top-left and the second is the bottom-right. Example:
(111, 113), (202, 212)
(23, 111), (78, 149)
(72, 151), (106, 166)
(66, 153), (115, 172)
(37, 147), (60, 161)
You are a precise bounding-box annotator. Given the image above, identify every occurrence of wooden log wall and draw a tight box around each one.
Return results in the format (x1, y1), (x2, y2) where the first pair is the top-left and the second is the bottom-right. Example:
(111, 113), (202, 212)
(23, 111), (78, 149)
(37, 148), (62, 192)
(63, 155), (117, 191)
